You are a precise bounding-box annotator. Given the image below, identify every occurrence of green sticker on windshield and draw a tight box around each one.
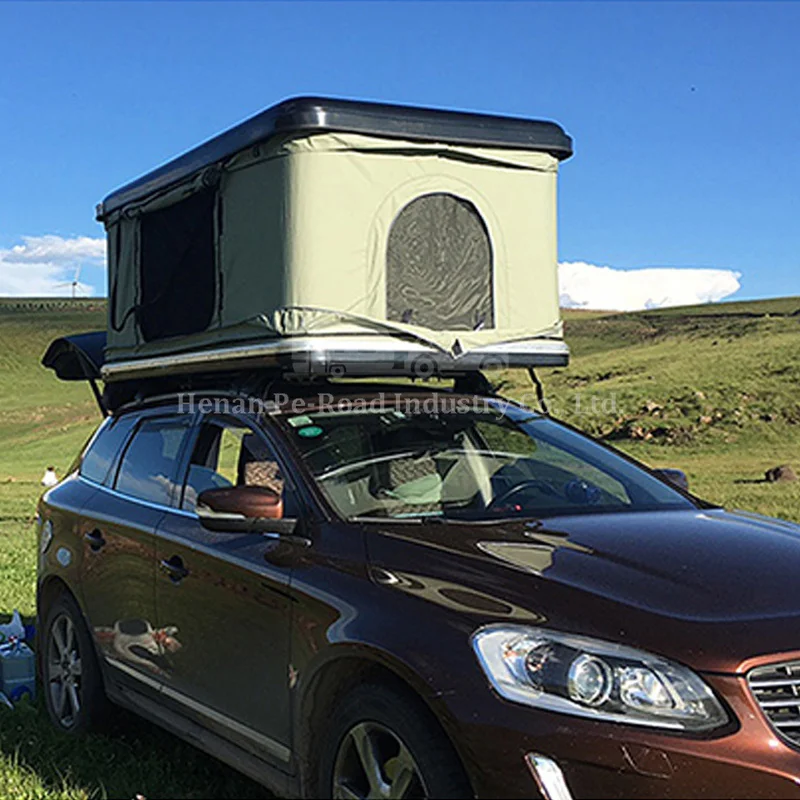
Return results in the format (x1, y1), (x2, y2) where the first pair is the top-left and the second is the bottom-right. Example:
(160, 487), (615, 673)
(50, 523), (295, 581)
(287, 415), (313, 428)
(298, 425), (323, 438)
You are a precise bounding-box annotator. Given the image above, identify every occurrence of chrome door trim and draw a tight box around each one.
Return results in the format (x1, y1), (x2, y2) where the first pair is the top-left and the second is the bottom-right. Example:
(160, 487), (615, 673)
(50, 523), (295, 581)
(106, 655), (162, 690)
(78, 476), (196, 519)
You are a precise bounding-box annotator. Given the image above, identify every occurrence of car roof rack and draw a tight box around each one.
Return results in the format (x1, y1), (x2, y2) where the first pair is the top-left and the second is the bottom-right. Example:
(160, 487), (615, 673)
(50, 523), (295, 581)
(42, 330), (506, 414)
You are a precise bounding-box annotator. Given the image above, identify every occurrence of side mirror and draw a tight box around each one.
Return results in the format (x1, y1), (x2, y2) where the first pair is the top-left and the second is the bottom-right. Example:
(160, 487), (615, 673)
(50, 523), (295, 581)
(197, 486), (297, 535)
(655, 468), (690, 492)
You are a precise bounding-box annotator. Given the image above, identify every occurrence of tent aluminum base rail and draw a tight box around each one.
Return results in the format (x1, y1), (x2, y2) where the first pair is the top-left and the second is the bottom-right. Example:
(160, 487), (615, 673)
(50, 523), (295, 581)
(101, 336), (569, 382)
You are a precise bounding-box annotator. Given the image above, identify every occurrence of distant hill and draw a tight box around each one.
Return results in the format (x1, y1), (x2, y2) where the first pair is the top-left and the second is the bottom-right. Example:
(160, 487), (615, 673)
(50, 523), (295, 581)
(0, 299), (106, 481)
(545, 294), (800, 444)
(528, 296), (800, 522)
(562, 295), (800, 321)
(0, 295), (797, 522)
(0, 297), (106, 316)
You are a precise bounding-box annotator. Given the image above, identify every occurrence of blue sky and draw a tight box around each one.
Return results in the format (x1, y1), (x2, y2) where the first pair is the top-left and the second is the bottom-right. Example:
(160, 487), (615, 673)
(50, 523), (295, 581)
(0, 1), (798, 306)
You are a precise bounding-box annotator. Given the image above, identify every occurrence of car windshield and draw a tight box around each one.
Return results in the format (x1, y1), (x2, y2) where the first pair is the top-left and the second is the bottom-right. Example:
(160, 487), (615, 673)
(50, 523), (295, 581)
(278, 399), (696, 521)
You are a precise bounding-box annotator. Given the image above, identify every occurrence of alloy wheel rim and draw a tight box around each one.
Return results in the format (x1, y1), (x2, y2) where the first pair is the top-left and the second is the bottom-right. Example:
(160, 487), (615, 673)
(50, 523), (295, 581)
(332, 721), (427, 800)
(46, 613), (83, 728)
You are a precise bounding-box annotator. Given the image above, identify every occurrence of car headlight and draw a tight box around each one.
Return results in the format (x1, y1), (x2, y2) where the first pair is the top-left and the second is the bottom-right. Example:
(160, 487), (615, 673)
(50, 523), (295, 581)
(472, 625), (728, 732)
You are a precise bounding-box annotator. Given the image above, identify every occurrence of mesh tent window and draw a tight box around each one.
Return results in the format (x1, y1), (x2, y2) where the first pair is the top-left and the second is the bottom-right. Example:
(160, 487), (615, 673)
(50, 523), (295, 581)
(138, 188), (217, 342)
(386, 193), (494, 331)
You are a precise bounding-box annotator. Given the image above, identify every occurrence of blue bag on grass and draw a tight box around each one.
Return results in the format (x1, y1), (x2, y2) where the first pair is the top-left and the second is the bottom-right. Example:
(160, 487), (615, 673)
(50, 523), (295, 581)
(0, 639), (36, 703)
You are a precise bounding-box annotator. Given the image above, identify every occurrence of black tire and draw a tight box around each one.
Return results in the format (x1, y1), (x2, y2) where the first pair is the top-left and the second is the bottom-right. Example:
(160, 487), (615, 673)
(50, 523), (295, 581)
(40, 591), (110, 734)
(318, 682), (472, 799)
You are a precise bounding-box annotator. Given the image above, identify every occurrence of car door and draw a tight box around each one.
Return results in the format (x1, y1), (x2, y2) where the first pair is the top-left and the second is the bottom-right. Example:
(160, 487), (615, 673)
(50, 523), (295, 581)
(154, 413), (297, 767)
(78, 411), (194, 691)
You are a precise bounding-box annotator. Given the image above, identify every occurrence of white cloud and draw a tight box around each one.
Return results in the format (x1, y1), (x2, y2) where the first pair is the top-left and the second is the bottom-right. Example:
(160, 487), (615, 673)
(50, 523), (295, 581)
(559, 261), (741, 311)
(0, 236), (744, 310)
(0, 235), (104, 296)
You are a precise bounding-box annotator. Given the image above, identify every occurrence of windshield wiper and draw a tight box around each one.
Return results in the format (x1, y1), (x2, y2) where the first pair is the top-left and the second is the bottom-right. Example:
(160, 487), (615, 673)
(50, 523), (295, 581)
(350, 513), (546, 526)
(436, 515), (546, 526)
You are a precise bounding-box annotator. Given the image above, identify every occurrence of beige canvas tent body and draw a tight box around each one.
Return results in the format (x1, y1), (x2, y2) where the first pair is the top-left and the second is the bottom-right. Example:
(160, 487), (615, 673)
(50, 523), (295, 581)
(97, 97), (573, 381)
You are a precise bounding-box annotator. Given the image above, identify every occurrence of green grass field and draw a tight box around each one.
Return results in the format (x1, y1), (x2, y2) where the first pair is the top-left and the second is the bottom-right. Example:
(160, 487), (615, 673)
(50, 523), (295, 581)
(0, 296), (798, 797)
(0, 301), (268, 799)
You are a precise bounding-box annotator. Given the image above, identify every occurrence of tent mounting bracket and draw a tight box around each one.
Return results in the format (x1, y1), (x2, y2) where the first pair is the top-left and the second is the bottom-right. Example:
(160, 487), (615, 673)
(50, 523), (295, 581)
(527, 367), (549, 415)
(89, 378), (108, 417)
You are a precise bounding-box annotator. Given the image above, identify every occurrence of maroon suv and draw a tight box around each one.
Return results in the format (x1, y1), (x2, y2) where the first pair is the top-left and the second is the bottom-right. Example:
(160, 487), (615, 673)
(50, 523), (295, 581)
(36, 384), (800, 799)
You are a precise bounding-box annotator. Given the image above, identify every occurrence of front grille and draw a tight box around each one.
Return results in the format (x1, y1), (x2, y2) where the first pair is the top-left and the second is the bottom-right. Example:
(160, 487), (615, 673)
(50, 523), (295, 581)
(748, 660), (800, 746)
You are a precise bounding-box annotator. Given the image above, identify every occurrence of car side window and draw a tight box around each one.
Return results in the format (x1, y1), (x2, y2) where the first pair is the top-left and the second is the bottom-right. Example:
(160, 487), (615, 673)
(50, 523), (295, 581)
(80, 414), (139, 486)
(181, 418), (297, 515)
(114, 417), (193, 506)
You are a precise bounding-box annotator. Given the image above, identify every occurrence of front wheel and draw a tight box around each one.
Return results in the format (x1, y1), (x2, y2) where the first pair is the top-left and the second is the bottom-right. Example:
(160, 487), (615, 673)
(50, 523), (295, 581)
(319, 683), (471, 799)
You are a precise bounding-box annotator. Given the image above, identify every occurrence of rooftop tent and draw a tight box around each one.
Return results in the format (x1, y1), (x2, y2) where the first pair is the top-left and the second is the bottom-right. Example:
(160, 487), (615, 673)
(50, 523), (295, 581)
(97, 97), (573, 381)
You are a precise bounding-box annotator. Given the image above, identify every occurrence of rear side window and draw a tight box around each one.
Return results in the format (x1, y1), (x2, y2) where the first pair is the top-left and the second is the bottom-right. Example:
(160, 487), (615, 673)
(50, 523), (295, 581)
(80, 415), (138, 485)
(114, 417), (192, 506)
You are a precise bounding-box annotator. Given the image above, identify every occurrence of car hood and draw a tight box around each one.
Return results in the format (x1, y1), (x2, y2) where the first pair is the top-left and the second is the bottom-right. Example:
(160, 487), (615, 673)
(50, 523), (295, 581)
(365, 508), (800, 673)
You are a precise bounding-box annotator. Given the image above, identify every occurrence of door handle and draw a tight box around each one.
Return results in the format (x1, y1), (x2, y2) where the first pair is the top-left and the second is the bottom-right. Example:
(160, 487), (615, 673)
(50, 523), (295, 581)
(84, 528), (106, 552)
(160, 556), (189, 584)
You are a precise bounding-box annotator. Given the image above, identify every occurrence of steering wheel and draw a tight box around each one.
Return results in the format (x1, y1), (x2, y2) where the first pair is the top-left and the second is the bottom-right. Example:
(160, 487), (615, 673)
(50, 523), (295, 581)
(486, 479), (560, 512)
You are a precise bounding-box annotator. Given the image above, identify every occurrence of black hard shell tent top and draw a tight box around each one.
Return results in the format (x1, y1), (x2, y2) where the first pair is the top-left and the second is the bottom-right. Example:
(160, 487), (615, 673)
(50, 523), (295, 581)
(96, 97), (573, 220)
